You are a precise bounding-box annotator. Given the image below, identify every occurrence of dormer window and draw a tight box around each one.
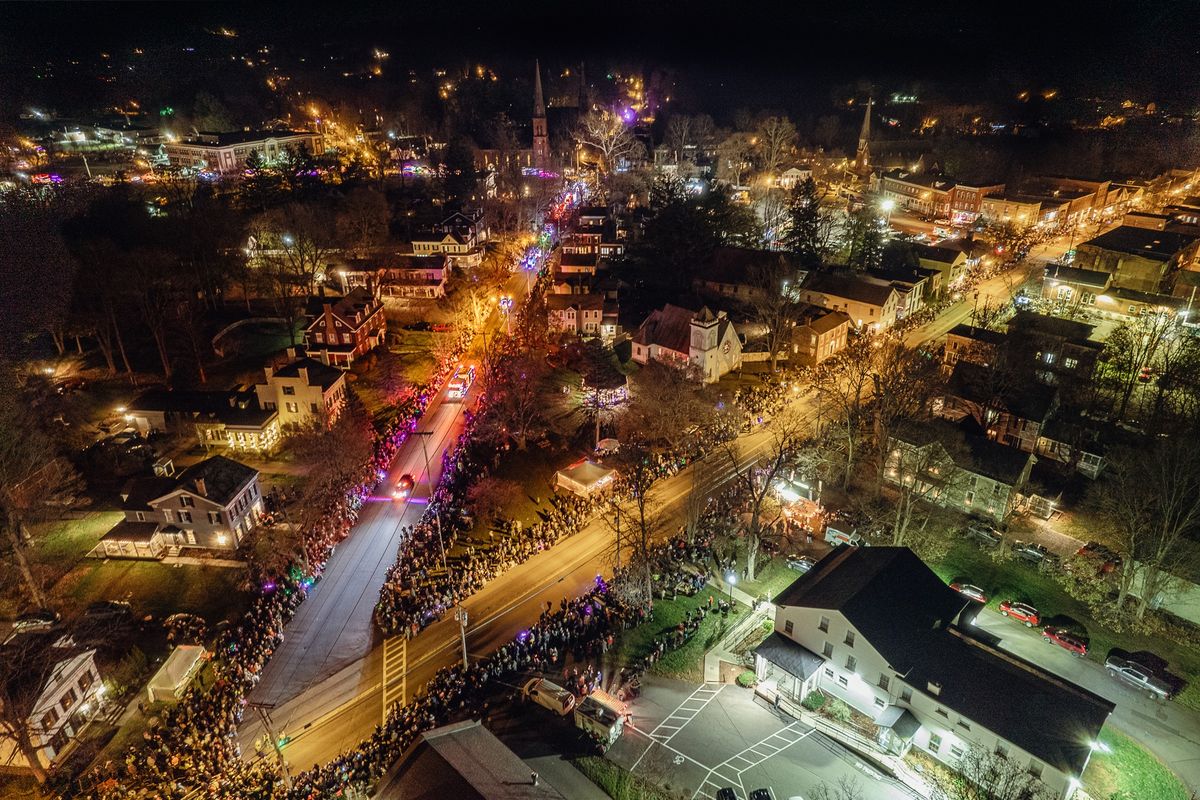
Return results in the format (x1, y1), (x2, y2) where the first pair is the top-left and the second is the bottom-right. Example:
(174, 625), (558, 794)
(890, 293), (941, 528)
(928, 681), (941, 696)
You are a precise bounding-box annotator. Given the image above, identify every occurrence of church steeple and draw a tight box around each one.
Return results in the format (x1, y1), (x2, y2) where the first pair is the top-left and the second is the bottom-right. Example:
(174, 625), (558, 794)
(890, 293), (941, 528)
(532, 59), (550, 168)
(856, 97), (872, 172)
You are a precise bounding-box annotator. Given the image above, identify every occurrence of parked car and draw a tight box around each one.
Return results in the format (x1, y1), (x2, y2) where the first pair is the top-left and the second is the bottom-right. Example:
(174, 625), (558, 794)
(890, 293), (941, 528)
(786, 555), (816, 573)
(1075, 542), (1122, 574)
(949, 582), (988, 603)
(998, 601), (1040, 627)
(392, 473), (415, 500)
(716, 790), (737, 800)
(12, 609), (61, 633)
(964, 522), (1001, 548)
(1013, 541), (1059, 567)
(84, 600), (133, 621)
(1042, 627), (1088, 657)
(749, 790), (775, 800)
(522, 678), (575, 716)
(1105, 655), (1172, 700)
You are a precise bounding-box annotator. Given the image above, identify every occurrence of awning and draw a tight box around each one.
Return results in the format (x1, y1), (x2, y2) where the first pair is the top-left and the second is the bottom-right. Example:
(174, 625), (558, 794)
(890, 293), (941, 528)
(753, 632), (824, 680)
(876, 705), (921, 739)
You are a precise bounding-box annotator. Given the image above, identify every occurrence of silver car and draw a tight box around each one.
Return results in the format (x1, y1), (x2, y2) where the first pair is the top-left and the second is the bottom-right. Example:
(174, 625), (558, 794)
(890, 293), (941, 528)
(1105, 655), (1171, 700)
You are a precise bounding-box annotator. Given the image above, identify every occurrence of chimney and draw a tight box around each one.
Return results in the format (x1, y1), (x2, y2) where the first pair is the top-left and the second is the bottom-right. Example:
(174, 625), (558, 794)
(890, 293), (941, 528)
(194, 478), (207, 497)
(263, 366), (274, 380)
(286, 346), (298, 359)
(299, 367), (310, 386)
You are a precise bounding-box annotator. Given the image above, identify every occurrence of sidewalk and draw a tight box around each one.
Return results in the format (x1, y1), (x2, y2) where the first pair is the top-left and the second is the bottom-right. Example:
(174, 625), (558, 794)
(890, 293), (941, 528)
(162, 554), (247, 569)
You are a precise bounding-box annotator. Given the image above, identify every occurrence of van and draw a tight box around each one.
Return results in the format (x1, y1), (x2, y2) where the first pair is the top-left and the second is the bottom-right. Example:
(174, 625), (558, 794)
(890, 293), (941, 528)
(824, 527), (868, 548)
(522, 678), (575, 716)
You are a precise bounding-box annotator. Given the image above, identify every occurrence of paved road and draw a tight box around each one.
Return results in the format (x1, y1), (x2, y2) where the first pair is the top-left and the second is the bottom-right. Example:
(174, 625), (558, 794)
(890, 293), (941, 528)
(246, 381), (476, 710)
(237, 419), (794, 770)
(969, 612), (1200, 792)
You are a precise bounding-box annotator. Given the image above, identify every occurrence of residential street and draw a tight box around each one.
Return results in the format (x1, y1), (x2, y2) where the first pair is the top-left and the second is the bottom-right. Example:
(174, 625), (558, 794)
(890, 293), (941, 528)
(246, 379), (477, 709)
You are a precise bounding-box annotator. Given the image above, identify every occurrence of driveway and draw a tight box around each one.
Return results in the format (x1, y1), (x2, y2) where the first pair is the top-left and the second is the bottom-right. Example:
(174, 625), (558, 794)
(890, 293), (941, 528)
(608, 676), (917, 800)
(968, 612), (1200, 792)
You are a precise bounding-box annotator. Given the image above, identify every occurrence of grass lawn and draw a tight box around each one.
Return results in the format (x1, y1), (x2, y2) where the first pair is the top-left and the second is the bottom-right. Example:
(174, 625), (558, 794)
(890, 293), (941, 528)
(0, 774), (45, 800)
(739, 553), (805, 602)
(0, 511), (124, 617)
(1083, 727), (1189, 800)
(930, 542), (1200, 711)
(573, 755), (688, 800)
(489, 444), (569, 527)
(54, 560), (252, 626)
(610, 593), (748, 682)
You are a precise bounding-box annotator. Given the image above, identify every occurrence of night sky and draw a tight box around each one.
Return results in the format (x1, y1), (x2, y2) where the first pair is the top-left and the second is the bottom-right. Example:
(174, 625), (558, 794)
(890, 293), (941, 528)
(3, 0), (1199, 117)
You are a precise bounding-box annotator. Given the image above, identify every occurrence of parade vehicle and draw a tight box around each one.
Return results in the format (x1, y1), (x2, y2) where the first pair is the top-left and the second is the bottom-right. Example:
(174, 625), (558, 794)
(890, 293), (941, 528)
(447, 364), (476, 400)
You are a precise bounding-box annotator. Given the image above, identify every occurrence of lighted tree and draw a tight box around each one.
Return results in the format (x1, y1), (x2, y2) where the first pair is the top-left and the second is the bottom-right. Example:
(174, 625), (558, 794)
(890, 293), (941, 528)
(573, 109), (644, 175)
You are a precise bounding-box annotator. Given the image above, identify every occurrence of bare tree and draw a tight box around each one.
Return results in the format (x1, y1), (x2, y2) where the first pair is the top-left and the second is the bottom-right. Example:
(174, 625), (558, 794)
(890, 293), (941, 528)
(720, 406), (809, 579)
(1099, 313), (1175, 420)
(868, 336), (944, 492)
(809, 776), (865, 800)
(574, 109), (644, 175)
(126, 248), (180, 382)
(252, 202), (339, 295)
(929, 744), (1057, 800)
(1092, 439), (1200, 621)
(748, 257), (804, 373)
(336, 186), (389, 258)
(664, 115), (693, 163)
(814, 335), (875, 488)
(880, 423), (970, 558)
(716, 132), (756, 185)
(755, 115), (797, 177)
(606, 444), (668, 606)
(621, 361), (717, 452)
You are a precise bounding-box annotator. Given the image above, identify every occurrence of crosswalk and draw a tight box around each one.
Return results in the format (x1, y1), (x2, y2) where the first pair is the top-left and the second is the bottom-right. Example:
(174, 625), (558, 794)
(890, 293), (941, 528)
(692, 723), (811, 800)
(381, 636), (407, 724)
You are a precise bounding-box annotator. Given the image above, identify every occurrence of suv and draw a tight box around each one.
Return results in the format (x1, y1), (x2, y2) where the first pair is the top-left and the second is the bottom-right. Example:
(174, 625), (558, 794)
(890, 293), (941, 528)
(1042, 627), (1088, 657)
(85, 600), (133, 621)
(1075, 542), (1122, 574)
(13, 609), (60, 633)
(1013, 541), (1059, 567)
(949, 582), (988, 603)
(964, 523), (1001, 548)
(1105, 655), (1171, 700)
(998, 600), (1040, 627)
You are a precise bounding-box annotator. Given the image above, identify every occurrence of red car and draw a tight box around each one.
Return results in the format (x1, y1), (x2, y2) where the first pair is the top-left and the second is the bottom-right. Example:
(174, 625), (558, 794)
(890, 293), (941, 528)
(392, 474), (415, 500)
(998, 601), (1040, 627)
(949, 582), (988, 604)
(1042, 627), (1088, 657)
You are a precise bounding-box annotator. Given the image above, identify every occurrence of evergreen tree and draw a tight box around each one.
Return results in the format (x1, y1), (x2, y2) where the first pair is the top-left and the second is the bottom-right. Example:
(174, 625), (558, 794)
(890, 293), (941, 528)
(783, 177), (825, 267)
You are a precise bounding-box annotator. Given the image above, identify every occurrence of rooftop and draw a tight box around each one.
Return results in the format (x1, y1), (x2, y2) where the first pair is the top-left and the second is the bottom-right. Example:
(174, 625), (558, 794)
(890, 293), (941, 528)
(947, 360), (1057, 421)
(1081, 225), (1200, 260)
(776, 547), (1113, 777)
(186, 129), (315, 147)
(802, 271), (896, 307)
(174, 456), (259, 507)
(269, 357), (345, 391)
(1043, 264), (1112, 290)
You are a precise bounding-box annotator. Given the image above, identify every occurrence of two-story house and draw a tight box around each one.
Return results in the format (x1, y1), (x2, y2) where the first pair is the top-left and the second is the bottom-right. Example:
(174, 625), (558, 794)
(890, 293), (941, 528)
(886, 419), (1037, 524)
(755, 547), (1113, 800)
(790, 307), (851, 367)
(798, 272), (900, 332)
(343, 254), (452, 299)
(93, 455), (263, 558)
(128, 389), (281, 455)
(254, 351), (347, 430)
(940, 360), (1057, 452)
(0, 638), (105, 773)
(303, 288), (387, 368)
(631, 304), (743, 383)
(546, 293), (606, 337)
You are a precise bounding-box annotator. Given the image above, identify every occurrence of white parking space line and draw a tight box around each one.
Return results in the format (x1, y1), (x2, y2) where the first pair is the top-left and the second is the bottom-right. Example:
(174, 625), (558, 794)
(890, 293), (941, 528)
(646, 684), (724, 745)
(690, 723), (812, 800)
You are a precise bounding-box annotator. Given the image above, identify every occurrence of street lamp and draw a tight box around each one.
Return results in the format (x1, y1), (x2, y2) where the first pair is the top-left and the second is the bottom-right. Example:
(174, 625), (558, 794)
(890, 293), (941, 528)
(725, 571), (737, 606)
(454, 605), (469, 669)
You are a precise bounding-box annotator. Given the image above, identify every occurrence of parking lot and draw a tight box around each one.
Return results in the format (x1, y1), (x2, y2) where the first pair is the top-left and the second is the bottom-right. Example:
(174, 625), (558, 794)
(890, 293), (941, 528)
(607, 677), (917, 800)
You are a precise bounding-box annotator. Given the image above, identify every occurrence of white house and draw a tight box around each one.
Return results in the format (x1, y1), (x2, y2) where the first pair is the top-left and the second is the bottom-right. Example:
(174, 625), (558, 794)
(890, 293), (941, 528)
(755, 548), (1113, 800)
(254, 352), (348, 431)
(0, 639), (104, 773)
(798, 272), (901, 331)
(93, 456), (263, 559)
(631, 304), (743, 383)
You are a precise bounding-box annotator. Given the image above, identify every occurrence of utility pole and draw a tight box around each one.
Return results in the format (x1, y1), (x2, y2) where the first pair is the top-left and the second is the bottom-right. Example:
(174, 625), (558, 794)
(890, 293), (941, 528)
(454, 605), (469, 669)
(278, 503), (310, 576)
(413, 430), (448, 572)
(611, 498), (621, 571)
(247, 702), (292, 790)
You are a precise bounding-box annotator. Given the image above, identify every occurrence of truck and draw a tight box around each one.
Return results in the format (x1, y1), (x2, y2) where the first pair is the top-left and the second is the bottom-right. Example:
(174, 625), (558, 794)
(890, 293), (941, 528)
(824, 527), (869, 548)
(574, 689), (627, 749)
(446, 364), (476, 400)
